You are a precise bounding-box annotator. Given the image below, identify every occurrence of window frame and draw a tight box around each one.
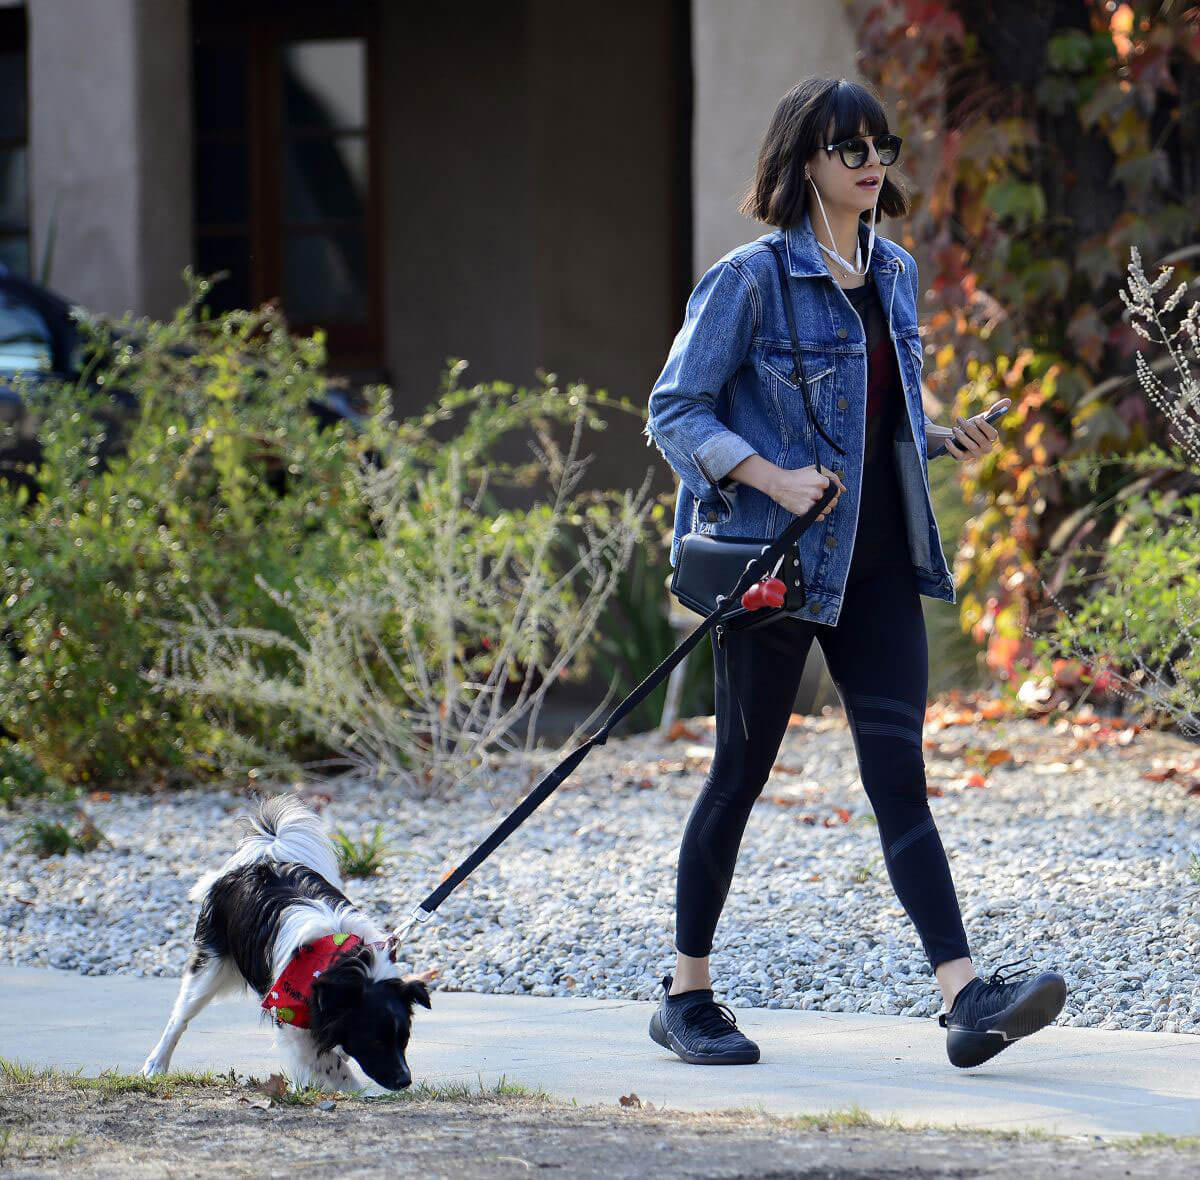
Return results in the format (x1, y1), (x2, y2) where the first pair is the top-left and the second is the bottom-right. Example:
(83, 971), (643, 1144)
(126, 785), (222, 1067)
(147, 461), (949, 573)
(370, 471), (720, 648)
(0, 5), (30, 277)
(192, 0), (383, 369)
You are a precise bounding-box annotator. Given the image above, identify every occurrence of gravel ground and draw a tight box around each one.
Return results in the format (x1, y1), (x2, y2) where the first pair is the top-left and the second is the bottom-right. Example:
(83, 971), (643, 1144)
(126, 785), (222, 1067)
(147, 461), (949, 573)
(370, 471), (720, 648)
(2, 708), (1199, 1033)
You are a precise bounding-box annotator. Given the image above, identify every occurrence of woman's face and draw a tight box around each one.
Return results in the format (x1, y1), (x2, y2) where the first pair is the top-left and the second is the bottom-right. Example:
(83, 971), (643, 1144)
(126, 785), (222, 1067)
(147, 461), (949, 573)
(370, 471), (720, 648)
(806, 120), (887, 216)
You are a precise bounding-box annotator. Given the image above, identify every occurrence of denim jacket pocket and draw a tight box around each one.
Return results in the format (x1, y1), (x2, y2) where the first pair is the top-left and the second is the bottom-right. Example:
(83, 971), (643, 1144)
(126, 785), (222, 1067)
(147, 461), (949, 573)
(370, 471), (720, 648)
(760, 356), (835, 452)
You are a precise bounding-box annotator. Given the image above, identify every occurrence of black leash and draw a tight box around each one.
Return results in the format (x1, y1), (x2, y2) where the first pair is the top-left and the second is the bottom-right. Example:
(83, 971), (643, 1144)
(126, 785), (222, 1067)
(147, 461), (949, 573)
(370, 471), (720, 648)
(386, 481), (838, 951)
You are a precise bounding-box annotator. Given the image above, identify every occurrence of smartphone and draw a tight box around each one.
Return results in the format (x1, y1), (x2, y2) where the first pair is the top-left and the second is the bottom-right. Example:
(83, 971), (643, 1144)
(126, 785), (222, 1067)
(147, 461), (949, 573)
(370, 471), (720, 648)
(926, 403), (1009, 460)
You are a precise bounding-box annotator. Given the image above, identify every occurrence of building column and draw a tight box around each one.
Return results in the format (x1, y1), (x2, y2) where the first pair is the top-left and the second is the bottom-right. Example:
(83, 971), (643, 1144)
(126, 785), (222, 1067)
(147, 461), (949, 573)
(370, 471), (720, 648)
(27, 0), (191, 318)
(690, 0), (859, 276)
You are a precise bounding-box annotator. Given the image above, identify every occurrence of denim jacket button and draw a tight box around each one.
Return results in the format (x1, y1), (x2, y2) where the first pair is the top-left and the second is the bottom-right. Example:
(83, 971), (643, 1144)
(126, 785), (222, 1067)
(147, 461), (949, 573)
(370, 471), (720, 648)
(705, 510), (718, 522)
(837, 396), (848, 410)
(836, 327), (849, 339)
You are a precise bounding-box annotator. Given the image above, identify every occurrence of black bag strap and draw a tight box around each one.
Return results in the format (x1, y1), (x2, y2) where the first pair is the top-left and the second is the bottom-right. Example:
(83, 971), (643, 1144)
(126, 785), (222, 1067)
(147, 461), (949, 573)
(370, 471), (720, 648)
(387, 476), (838, 949)
(766, 240), (846, 457)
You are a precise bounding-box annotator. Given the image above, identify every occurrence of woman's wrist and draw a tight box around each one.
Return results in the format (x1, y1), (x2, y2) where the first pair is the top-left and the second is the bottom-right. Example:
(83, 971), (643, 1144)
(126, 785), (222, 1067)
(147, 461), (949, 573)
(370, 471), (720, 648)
(724, 454), (782, 499)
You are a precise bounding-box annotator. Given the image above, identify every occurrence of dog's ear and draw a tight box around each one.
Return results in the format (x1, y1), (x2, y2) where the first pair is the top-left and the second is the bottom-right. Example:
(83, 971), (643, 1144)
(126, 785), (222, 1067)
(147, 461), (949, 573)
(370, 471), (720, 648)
(393, 978), (432, 1010)
(311, 957), (367, 1015)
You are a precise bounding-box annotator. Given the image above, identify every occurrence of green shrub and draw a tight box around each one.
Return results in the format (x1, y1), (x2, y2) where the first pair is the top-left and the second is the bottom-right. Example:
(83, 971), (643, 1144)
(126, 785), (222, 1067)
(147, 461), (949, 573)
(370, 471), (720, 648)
(0, 273), (381, 790)
(0, 274), (654, 796)
(15, 811), (108, 858)
(0, 739), (70, 809)
(1028, 248), (1200, 734)
(332, 823), (391, 879)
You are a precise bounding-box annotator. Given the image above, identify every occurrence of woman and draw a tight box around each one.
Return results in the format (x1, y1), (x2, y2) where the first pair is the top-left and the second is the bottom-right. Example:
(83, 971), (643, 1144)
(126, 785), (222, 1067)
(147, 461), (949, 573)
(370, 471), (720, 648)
(643, 77), (1067, 1070)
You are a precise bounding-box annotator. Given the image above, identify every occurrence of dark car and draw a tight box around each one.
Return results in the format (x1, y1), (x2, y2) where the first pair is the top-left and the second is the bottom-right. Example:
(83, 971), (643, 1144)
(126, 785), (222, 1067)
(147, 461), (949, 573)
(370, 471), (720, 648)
(0, 264), (368, 501)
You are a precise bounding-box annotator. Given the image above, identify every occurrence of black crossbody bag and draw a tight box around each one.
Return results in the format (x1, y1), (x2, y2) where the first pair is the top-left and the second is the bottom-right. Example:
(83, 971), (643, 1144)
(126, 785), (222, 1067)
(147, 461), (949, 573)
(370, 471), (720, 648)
(669, 240), (846, 633)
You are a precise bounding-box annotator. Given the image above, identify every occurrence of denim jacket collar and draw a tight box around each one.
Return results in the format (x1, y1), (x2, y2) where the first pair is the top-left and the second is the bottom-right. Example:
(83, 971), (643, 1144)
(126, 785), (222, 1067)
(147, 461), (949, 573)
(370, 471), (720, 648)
(783, 204), (901, 279)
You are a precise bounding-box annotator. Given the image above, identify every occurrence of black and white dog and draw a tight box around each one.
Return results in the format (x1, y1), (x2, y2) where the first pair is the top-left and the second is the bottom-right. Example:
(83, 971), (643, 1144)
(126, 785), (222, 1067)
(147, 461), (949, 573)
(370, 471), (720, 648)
(142, 795), (431, 1091)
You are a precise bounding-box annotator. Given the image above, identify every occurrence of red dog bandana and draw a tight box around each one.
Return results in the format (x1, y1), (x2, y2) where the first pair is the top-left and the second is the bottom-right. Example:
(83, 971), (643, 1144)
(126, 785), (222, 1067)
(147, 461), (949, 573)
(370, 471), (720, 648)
(261, 932), (363, 1029)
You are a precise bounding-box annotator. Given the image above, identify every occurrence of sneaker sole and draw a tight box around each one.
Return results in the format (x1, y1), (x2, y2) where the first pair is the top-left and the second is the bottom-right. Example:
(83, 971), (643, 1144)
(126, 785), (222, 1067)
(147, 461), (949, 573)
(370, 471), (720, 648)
(648, 1010), (761, 1065)
(945, 973), (1068, 1069)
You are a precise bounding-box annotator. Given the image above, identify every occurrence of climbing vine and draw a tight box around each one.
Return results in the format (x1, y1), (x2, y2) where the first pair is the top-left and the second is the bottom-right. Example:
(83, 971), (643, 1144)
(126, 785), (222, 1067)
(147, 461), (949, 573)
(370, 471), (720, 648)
(851, 0), (1200, 696)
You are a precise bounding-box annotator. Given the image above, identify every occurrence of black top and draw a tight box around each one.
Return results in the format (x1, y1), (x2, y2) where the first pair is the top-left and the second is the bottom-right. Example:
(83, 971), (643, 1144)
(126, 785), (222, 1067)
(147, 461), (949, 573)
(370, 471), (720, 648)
(840, 275), (911, 587)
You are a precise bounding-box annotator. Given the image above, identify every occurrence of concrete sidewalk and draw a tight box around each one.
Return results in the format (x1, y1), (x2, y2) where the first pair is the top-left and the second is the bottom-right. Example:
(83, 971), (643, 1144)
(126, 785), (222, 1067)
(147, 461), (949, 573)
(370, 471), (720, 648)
(1, 966), (1197, 1140)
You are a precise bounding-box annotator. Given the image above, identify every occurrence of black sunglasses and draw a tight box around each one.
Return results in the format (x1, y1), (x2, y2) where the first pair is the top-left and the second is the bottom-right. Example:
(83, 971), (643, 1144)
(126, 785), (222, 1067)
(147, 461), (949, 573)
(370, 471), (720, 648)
(823, 133), (903, 169)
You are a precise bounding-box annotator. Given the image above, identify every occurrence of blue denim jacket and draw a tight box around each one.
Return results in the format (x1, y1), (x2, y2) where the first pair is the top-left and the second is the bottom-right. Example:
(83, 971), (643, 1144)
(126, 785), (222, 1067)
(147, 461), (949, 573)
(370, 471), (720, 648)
(643, 206), (957, 626)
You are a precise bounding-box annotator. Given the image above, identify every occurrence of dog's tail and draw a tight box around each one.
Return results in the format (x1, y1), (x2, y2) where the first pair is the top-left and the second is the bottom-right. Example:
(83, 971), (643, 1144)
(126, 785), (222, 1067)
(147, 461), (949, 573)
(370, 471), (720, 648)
(187, 794), (343, 902)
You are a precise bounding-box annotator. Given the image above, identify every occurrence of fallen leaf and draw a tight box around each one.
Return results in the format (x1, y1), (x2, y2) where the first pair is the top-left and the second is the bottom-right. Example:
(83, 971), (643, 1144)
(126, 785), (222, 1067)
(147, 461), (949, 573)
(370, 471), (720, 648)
(405, 967), (440, 984)
(667, 721), (701, 742)
(966, 773), (987, 788)
(977, 698), (1009, 720)
(926, 785), (944, 797)
(619, 1092), (642, 1108)
(256, 1073), (288, 1101)
(822, 807), (852, 827)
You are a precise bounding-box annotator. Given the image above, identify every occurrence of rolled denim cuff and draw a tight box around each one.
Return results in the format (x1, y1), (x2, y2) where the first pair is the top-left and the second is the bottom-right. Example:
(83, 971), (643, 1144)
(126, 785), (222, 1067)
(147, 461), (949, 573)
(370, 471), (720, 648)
(690, 430), (758, 491)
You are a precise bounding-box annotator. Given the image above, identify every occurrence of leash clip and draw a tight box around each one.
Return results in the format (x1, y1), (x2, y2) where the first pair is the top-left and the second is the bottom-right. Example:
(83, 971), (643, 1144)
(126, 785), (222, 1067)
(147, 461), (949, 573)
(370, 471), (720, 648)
(385, 905), (434, 961)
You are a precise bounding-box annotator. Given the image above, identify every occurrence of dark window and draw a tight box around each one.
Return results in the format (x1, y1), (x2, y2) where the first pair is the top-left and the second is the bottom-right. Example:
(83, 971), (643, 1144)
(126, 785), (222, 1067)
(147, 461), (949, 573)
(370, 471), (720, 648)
(192, 1), (382, 369)
(0, 7), (29, 277)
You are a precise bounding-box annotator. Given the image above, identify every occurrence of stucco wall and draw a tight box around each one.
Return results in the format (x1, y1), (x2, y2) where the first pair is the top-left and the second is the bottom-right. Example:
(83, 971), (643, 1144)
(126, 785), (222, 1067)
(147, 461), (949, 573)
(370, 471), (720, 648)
(27, 0), (191, 317)
(690, 0), (866, 277)
(377, 0), (684, 503)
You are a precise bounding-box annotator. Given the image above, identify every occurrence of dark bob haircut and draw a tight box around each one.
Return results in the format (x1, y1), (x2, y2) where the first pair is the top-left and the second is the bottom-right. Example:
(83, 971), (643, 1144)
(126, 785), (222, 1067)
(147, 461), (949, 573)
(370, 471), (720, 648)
(738, 76), (910, 227)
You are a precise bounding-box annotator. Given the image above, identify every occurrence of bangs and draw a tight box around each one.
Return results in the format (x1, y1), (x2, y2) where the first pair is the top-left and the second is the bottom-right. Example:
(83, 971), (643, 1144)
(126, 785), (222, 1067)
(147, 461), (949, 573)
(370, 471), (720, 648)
(824, 84), (890, 145)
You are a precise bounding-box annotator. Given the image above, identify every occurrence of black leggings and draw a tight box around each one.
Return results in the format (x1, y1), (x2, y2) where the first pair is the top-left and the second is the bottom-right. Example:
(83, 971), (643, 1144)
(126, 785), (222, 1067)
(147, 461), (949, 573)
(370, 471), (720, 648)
(674, 564), (972, 973)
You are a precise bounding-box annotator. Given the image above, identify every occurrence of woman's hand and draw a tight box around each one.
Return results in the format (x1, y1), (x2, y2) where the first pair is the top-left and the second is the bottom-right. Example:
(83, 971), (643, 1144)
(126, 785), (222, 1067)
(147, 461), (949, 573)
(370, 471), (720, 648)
(767, 463), (847, 522)
(938, 400), (1008, 461)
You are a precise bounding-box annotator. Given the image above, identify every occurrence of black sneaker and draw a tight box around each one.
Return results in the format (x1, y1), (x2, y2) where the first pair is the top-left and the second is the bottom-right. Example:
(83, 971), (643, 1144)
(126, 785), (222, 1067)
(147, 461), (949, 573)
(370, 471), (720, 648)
(648, 974), (761, 1065)
(939, 957), (1067, 1069)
